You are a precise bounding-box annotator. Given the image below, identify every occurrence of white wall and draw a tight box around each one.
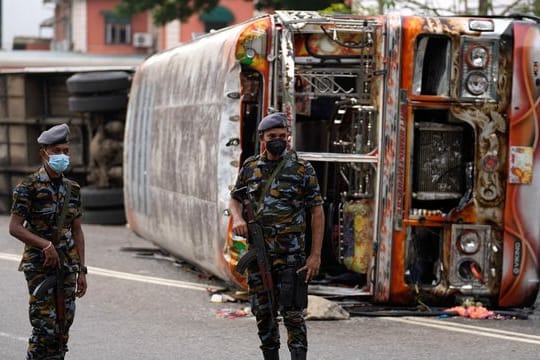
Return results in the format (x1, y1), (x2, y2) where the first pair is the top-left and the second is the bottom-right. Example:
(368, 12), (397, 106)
(1, 0), (54, 50)
(71, 0), (87, 52)
(165, 19), (180, 49)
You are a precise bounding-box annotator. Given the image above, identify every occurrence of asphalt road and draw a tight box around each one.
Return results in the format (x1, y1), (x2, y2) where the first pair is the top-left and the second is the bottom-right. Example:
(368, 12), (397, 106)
(1, 215), (539, 360)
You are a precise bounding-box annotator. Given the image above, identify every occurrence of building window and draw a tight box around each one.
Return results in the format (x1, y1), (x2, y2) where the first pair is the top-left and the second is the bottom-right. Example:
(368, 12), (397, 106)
(199, 6), (235, 33)
(103, 11), (132, 45)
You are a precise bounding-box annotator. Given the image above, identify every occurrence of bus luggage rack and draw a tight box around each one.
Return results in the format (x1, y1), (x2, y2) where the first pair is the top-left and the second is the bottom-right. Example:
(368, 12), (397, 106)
(295, 66), (373, 101)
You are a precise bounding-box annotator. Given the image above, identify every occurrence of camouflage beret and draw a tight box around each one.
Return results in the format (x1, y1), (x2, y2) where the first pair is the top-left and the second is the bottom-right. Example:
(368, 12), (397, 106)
(37, 123), (70, 145)
(258, 112), (288, 133)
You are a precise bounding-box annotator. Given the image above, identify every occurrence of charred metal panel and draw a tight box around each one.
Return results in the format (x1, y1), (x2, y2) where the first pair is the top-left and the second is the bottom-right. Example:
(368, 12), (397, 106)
(217, 62), (243, 272)
(124, 25), (245, 282)
(125, 67), (155, 216)
(375, 13), (399, 303)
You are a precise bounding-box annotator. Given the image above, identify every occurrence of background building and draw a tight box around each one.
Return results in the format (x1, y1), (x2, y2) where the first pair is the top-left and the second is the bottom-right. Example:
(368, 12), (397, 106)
(43, 0), (255, 54)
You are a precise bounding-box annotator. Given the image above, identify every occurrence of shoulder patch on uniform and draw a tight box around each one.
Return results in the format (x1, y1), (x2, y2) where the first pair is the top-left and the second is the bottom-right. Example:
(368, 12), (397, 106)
(242, 154), (261, 166)
(64, 178), (80, 189)
(18, 172), (39, 188)
(295, 157), (307, 166)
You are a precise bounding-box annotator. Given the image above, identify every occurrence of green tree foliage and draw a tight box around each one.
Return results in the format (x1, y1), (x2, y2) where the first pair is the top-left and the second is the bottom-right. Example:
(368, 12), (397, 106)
(511, 0), (540, 17)
(320, 3), (352, 14)
(116, 0), (343, 25)
(116, 0), (219, 25)
(255, 0), (339, 11)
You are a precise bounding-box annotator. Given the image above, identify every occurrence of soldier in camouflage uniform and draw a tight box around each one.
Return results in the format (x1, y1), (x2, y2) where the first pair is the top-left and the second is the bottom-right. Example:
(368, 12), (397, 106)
(229, 113), (325, 360)
(9, 124), (88, 359)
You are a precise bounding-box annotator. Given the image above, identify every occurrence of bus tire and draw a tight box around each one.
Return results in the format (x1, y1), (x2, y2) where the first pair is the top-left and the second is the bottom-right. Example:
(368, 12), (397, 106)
(82, 208), (126, 225)
(66, 71), (131, 94)
(68, 94), (128, 113)
(81, 187), (124, 209)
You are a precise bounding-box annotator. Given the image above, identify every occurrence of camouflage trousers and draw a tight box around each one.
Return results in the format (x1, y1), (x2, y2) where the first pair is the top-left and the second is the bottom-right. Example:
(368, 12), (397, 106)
(248, 254), (308, 353)
(24, 270), (77, 360)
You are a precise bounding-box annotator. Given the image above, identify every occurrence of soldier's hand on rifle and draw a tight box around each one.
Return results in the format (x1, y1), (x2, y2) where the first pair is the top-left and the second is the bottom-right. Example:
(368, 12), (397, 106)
(298, 254), (321, 283)
(232, 218), (249, 238)
(42, 241), (60, 268)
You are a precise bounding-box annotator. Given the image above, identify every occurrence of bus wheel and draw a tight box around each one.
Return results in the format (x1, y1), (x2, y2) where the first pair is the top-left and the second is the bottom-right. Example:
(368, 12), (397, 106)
(68, 94), (128, 112)
(67, 71), (131, 94)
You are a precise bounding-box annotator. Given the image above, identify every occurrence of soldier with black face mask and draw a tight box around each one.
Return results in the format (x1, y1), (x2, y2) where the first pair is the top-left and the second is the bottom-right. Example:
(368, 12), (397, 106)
(229, 112), (325, 360)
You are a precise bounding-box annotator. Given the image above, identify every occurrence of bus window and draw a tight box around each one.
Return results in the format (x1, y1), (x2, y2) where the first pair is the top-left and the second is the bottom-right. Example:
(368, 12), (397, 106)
(413, 36), (451, 96)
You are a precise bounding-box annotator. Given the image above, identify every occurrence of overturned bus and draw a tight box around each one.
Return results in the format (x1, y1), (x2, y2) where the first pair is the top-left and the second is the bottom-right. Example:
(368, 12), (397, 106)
(123, 11), (540, 307)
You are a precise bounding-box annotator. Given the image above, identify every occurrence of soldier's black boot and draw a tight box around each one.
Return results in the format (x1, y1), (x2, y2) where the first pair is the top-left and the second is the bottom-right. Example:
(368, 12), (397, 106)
(290, 348), (307, 360)
(262, 349), (280, 360)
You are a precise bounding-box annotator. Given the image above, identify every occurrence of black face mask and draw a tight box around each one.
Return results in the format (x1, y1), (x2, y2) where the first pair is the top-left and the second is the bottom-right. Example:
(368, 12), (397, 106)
(266, 139), (287, 156)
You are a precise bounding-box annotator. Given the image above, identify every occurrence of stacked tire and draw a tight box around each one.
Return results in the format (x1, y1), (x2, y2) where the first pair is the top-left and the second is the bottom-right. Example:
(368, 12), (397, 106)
(67, 71), (130, 113)
(67, 71), (131, 225)
(80, 187), (126, 225)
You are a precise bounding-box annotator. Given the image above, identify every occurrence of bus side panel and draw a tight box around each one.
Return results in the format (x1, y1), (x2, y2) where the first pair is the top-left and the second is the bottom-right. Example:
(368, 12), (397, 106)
(218, 61), (243, 283)
(501, 22), (540, 306)
(224, 18), (272, 286)
(124, 63), (155, 234)
(124, 25), (247, 283)
(376, 14), (400, 303)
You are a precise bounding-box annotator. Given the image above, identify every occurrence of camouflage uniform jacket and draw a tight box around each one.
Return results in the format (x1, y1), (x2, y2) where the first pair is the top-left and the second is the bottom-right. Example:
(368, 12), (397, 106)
(11, 166), (82, 273)
(231, 151), (323, 254)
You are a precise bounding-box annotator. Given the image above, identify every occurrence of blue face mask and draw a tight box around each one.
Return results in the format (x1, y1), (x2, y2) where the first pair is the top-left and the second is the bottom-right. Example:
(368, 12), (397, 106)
(46, 153), (70, 174)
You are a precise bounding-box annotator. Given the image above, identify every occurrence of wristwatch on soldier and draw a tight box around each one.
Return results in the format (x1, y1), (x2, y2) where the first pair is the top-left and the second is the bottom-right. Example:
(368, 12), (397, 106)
(79, 265), (88, 275)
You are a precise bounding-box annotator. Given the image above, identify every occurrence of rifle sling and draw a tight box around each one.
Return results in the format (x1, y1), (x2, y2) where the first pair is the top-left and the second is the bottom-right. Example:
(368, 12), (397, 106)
(53, 180), (71, 340)
(254, 155), (287, 216)
(53, 180), (72, 246)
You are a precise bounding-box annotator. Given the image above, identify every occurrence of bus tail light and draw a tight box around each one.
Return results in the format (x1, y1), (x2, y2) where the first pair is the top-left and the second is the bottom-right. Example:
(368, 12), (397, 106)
(449, 225), (491, 288)
(460, 39), (499, 100)
(458, 230), (481, 254)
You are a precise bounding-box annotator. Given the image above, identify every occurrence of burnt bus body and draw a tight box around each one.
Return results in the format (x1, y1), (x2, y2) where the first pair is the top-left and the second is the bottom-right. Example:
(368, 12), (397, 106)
(124, 11), (540, 307)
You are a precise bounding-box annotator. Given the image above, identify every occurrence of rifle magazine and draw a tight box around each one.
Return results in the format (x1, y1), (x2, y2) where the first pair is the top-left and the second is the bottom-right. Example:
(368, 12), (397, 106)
(235, 248), (257, 274)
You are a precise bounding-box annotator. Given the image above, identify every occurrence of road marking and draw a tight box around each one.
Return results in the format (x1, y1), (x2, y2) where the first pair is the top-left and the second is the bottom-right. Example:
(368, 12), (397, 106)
(400, 317), (540, 340)
(0, 252), (223, 293)
(0, 252), (19, 262)
(88, 267), (223, 292)
(384, 317), (540, 345)
(0, 331), (27, 342)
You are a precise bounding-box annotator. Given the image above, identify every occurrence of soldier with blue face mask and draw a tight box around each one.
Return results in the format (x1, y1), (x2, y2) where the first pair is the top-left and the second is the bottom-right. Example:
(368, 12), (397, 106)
(9, 123), (87, 359)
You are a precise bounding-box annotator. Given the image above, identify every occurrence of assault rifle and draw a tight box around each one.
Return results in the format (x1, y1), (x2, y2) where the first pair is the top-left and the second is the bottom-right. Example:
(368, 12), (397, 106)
(33, 180), (73, 351)
(51, 180), (72, 346)
(234, 188), (276, 317)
